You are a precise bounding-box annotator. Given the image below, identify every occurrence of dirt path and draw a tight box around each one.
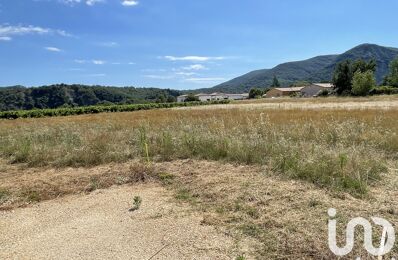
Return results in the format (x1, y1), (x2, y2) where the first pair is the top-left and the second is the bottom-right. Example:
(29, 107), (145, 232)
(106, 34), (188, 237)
(0, 184), (240, 260)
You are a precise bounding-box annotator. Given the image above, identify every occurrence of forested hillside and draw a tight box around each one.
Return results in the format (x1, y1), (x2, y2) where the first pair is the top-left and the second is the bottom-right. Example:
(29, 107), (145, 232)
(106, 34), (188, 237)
(0, 84), (181, 111)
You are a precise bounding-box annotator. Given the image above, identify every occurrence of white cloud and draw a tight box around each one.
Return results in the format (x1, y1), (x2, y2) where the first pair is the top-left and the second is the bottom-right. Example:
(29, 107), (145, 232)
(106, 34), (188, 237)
(92, 60), (106, 65)
(164, 56), (225, 62)
(0, 24), (49, 36)
(175, 72), (197, 76)
(59, 0), (81, 5)
(56, 30), (73, 37)
(74, 59), (106, 65)
(86, 0), (104, 5)
(59, 0), (104, 6)
(182, 64), (206, 71)
(0, 36), (11, 41)
(0, 24), (72, 41)
(122, 0), (139, 6)
(111, 61), (134, 65)
(98, 41), (118, 47)
(45, 46), (62, 52)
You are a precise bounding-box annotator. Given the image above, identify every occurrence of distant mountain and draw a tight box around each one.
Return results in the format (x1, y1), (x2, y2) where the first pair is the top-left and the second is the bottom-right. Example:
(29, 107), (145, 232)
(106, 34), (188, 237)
(0, 84), (181, 111)
(198, 44), (398, 93)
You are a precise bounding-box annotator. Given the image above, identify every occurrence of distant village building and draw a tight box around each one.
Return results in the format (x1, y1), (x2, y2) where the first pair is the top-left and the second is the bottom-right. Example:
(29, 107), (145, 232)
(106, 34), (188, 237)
(265, 83), (334, 98)
(300, 83), (334, 97)
(265, 87), (304, 98)
(177, 93), (249, 102)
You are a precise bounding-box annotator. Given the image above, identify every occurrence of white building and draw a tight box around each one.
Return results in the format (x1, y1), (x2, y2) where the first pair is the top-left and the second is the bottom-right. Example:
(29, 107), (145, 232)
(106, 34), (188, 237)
(177, 92), (249, 102)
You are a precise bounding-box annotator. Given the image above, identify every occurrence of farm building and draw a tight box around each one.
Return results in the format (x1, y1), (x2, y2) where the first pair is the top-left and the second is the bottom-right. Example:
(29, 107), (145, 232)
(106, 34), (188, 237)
(301, 83), (334, 97)
(265, 83), (334, 98)
(265, 87), (304, 98)
(177, 93), (249, 102)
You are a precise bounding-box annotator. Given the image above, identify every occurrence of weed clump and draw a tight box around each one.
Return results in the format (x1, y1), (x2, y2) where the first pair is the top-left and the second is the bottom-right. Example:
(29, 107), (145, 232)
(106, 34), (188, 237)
(129, 196), (142, 212)
(0, 189), (10, 204)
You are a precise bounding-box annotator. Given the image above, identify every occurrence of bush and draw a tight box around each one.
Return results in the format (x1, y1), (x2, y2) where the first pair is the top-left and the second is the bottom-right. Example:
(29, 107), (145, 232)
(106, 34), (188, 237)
(370, 86), (398, 95)
(351, 70), (376, 96)
(318, 89), (330, 97)
(249, 88), (264, 99)
(129, 196), (142, 212)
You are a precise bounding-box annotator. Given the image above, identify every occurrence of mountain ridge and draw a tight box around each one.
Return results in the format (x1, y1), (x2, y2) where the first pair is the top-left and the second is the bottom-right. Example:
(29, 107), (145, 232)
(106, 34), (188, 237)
(195, 43), (398, 94)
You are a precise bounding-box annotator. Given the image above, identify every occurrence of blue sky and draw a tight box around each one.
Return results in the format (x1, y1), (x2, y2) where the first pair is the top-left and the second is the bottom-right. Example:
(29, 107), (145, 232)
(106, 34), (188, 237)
(1, 0), (398, 90)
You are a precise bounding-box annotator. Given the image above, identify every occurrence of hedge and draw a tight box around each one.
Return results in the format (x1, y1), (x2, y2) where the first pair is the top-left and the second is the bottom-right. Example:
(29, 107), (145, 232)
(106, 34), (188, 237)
(0, 100), (231, 119)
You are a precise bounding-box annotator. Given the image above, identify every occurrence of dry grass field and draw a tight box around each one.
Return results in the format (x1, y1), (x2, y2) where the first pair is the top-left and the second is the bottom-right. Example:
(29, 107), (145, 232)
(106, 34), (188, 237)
(177, 95), (398, 111)
(1, 96), (398, 259)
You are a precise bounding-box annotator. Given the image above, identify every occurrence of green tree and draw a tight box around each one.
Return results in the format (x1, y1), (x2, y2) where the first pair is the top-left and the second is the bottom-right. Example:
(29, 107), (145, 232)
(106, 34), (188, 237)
(249, 88), (263, 99)
(351, 70), (376, 96)
(333, 59), (377, 95)
(185, 93), (199, 102)
(382, 75), (390, 86)
(387, 58), (398, 87)
(352, 59), (376, 73)
(271, 76), (280, 87)
(166, 95), (177, 103)
(333, 60), (353, 95)
(155, 94), (166, 103)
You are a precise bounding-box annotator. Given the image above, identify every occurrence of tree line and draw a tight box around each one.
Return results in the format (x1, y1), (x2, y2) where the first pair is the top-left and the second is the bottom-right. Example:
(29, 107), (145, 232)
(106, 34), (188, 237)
(0, 84), (181, 111)
(333, 57), (398, 96)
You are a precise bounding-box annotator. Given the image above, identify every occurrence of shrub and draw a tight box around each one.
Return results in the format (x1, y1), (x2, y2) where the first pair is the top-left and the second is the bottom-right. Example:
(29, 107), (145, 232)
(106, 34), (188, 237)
(318, 89), (330, 97)
(249, 88), (264, 99)
(351, 70), (376, 96)
(370, 86), (398, 95)
(129, 196), (142, 212)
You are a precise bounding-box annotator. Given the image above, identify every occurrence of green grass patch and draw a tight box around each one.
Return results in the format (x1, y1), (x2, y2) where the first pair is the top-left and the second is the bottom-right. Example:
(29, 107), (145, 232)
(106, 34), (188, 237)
(0, 189), (10, 203)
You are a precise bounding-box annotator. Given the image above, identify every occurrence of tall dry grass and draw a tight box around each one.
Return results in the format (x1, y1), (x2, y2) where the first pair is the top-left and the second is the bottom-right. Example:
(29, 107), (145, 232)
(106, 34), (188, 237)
(0, 107), (397, 196)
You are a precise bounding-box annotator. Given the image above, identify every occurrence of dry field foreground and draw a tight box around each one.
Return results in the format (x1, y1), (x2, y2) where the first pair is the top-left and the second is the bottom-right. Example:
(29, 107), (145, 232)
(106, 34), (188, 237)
(1, 96), (398, 259)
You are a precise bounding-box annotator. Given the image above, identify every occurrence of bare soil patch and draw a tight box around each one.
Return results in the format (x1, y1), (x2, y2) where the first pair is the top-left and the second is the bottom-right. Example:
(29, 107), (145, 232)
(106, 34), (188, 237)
(0, 184), (244, 260)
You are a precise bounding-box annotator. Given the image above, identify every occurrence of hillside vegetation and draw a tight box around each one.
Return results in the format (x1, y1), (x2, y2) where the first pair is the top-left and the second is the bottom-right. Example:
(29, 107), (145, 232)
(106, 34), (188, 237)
(0, 84), (181, 111)
(204, 44), (398, 93)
